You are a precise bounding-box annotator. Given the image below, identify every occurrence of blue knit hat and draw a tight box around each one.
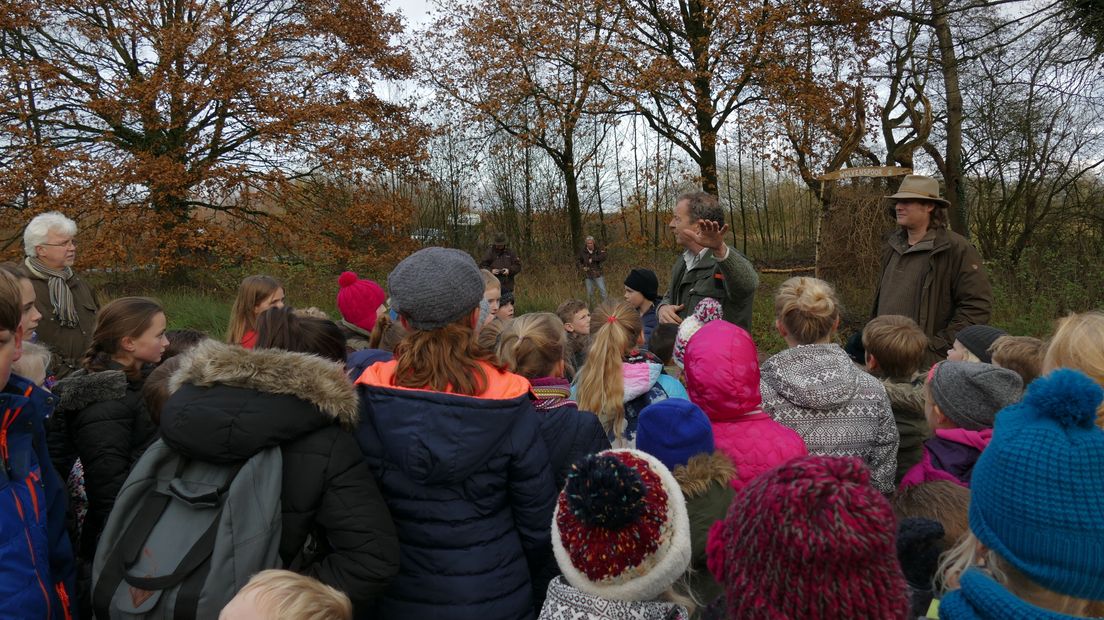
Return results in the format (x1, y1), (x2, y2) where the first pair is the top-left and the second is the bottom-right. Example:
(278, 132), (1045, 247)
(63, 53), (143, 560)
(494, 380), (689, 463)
(968, 368), (1104, 599)
(636, 399), (714, 471)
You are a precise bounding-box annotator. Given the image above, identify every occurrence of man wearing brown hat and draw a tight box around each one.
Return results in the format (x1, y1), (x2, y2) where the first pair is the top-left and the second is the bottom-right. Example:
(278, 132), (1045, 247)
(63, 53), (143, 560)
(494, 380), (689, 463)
(479, 233), (522, 293)
(873, 175), (992, 366)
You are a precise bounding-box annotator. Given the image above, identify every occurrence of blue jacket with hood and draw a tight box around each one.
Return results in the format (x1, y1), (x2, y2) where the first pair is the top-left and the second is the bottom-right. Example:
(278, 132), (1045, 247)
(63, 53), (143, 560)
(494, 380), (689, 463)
(355, 360), (556, 620)
(0, 373), (77, 620)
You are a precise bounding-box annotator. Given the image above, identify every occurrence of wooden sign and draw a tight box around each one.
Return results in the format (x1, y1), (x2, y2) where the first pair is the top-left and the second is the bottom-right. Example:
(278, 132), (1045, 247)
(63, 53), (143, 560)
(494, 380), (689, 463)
(817, 166), (912, 181)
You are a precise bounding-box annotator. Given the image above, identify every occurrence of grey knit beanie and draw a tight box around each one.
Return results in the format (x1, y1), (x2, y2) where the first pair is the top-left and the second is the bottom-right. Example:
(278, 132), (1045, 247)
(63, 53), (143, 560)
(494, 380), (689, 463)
(955, 325), (1007, 363)
(930, 361), (1023, 430)
(388, 247), (484, 330)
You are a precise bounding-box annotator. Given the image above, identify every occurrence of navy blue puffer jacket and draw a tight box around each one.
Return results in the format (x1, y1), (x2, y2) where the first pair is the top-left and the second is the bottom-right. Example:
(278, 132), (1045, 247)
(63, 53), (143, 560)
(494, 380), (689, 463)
(355, 360), (557, 620)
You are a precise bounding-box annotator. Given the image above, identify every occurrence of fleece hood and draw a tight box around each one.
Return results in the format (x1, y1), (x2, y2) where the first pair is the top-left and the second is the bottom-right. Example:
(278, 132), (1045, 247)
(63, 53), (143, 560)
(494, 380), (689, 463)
(160, 340), (359, 462)
(356, 360), (534, 486)
(760, 344), (867, 411)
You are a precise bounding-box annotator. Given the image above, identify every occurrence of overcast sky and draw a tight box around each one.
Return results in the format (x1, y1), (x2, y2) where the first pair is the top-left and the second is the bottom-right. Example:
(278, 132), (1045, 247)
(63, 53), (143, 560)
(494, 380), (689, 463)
(387, 0), (434, 29)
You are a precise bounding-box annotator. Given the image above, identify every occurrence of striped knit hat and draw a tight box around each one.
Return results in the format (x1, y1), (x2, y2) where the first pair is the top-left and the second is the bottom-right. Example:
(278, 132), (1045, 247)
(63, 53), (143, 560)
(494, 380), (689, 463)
(706, 455), (909, 619)
(552, 449), (691, 601)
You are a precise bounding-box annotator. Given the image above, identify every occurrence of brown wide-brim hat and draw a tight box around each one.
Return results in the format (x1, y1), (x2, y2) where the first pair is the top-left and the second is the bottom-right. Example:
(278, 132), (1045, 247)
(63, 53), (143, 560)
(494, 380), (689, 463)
(885, 175), (950, 208)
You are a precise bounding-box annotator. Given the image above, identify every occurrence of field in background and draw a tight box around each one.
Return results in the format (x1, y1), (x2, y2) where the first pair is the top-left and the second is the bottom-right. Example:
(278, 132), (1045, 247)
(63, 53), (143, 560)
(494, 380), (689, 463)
(87, 242), (1095, 357)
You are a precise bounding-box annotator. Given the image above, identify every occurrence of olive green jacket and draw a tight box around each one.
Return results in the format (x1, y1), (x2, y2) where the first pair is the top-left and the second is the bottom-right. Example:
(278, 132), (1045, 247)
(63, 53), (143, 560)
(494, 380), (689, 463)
(882, 370), (930, 485)
(659, 245), (758, 331)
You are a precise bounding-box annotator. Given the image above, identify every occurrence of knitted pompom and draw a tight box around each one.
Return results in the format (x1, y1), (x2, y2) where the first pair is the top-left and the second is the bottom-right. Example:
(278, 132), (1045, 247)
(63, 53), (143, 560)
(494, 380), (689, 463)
(338, 271), (359, 288)
(1023, 368), (1104, 429)
(896, 518), (946, 586)
(564, 454), (646, 529)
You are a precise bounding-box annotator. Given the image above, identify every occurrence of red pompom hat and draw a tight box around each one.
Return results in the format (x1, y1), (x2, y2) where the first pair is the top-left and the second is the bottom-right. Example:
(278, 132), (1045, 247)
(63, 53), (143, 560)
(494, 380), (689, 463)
(336, 271), (387, 333)
(706, 455), (910, 619)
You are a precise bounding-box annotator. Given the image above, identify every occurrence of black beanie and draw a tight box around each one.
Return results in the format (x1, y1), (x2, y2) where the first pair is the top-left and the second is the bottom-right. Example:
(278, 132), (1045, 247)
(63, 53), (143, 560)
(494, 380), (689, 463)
(624, 268), (659, 302)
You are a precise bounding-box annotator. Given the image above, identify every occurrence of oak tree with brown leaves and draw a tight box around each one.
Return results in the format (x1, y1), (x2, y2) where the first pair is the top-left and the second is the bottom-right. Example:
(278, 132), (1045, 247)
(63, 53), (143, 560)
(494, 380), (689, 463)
(0, 0), (425, 271)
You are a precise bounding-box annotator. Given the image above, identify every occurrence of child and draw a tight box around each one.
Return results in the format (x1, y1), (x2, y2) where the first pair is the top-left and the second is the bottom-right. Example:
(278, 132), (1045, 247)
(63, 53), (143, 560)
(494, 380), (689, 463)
(892, 480), (971, 549)
(573, 300), (689, 448)
(899, 361), (1022, 489)
(705, 455), (909, 618)
(540, 450), (692, 619)
(156, 310), (399, 612)
(759, 277), (899, 494)
(51, 297), (166, 565)
(163, 328), (208, 360)
(947, 324), (1006, 363)
(862, 314), (931, 483)
(648, 323), (679, 379)
(227, 275), (284, 349)
(637, 400), (735, 608)
(480, 268), (501, 324)
(12, 340), (51, 387)
(623, 268), (660, 346)
(476, 316), (510, 353)
(0, 269), (77, 618)
(989, 335), (1043, 385)
(335, 270), (387, 351)
(937, 369), (1104, 619)
(1041, 310), (1104, 428)
(496, 312), (609, 490)
(556, 298), (590, 376)
(0, 261), (43, 341)
(495, 291), (516, 321)
(354, 248), (555, 620)
(220, 570), (352, 620)
(682, 319), (807, 489)
(672, 298), (722, 370)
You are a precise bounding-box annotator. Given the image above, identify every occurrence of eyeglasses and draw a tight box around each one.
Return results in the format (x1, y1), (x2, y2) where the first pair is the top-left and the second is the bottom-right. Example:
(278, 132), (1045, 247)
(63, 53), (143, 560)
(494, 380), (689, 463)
(40, 240), (77, 248)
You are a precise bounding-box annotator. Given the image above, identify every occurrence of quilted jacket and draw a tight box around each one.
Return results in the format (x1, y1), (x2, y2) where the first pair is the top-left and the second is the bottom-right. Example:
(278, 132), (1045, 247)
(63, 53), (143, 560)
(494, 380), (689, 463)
(684, 321), (807, 489)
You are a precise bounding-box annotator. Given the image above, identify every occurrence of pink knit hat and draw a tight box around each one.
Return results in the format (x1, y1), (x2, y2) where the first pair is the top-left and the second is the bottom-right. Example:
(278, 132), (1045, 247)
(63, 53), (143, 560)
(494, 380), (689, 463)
(706, 455), (909, 619)
(336, 271), (386, 332)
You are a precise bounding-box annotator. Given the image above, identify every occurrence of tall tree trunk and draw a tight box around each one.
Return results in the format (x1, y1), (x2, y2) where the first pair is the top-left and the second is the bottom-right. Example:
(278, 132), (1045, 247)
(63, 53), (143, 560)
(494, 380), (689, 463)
(932, 0), (969, 236)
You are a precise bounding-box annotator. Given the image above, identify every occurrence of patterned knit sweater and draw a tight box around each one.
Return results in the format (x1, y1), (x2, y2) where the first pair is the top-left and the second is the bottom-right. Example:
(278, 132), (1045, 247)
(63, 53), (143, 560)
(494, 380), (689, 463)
(759, 344), (899, 493)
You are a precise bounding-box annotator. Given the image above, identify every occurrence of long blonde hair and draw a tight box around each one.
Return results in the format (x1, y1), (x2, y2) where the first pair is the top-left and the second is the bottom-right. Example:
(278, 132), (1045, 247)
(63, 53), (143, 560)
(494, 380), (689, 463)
(227, 275), (281, 344)
(574, 301), (641, 436)
(774, 277), (841, 345)
(1043, 311), (1104, 428)
(939, 532), (1104, 616)
(496, 313), (564, 379)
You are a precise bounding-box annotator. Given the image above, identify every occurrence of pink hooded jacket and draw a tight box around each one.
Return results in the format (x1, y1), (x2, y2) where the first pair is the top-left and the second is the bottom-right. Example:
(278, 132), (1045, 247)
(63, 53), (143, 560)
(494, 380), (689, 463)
(684, 321), (807, 489)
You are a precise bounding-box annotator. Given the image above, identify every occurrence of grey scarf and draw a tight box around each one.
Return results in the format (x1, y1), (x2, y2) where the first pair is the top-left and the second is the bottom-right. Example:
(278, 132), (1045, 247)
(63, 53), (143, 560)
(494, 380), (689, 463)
(25, 256), (79, 327)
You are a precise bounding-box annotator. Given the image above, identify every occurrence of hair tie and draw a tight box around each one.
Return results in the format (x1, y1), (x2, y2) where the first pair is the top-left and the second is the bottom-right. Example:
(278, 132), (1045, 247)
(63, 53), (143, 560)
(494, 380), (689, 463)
(607, 315), (618, 324)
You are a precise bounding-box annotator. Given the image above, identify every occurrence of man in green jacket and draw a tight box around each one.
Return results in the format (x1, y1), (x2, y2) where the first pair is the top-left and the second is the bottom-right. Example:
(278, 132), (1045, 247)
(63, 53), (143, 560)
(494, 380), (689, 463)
(657, 192), (758, 331)
(873, 175), (992, 366)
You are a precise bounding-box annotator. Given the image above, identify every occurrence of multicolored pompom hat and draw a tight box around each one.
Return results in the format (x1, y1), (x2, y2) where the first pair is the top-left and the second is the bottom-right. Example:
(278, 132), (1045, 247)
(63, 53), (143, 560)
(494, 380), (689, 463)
(551, 449), (691, 601)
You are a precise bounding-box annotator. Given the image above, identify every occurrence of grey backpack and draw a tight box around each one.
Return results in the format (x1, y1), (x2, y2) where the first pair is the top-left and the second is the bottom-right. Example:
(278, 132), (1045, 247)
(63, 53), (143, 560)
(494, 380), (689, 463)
(91, 439), (283, 619)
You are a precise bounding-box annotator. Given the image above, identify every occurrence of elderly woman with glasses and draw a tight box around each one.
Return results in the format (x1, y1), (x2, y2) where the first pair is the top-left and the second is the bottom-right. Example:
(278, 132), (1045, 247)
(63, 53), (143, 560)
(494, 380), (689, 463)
(22, 211), (99, 379)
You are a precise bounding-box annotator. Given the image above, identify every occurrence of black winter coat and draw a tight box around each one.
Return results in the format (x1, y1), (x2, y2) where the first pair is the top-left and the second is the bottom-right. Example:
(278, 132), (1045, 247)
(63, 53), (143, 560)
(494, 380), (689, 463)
(535, 403), (610, 491)
(49, 364), (157, 559)
(355, 360), (557, 620)
(159, 340), (400, 610)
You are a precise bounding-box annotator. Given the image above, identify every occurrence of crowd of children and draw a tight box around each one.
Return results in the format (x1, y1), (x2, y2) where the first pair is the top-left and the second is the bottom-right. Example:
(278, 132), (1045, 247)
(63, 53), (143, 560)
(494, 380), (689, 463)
(2, 237), (1103, 620)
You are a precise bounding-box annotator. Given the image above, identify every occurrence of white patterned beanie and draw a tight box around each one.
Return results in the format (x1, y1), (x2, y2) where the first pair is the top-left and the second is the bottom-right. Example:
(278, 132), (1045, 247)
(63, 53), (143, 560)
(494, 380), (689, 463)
(552, 449), (692, 601)
(673, 297), (723, 368)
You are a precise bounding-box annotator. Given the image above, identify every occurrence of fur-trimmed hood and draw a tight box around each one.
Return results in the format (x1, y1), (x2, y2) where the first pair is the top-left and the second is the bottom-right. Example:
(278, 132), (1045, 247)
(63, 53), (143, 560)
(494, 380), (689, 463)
(52, 368), (129, 412)
(169, 339), (358, 428)
(674, 451), (737, 499)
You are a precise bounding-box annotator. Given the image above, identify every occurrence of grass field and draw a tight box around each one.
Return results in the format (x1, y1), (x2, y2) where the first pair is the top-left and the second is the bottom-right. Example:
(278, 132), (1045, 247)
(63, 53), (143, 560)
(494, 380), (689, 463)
(88, 246), (1090, 358)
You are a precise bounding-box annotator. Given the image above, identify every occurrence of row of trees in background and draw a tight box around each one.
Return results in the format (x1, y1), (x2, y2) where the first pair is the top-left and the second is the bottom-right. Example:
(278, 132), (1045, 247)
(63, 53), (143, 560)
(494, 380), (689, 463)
(0, 0), (1101, 278)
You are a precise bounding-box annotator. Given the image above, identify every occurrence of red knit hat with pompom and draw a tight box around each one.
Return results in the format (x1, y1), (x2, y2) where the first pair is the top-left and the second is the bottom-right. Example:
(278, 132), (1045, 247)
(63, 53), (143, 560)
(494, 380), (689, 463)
(706, 455), (909, 619)
(336, 271), (386, 332)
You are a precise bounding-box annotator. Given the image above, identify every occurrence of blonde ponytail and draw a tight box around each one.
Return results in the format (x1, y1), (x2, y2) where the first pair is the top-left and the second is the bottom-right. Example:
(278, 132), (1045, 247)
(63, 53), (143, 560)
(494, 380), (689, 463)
(496, 313), (564, 380)
(574, 301), (641, 436)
